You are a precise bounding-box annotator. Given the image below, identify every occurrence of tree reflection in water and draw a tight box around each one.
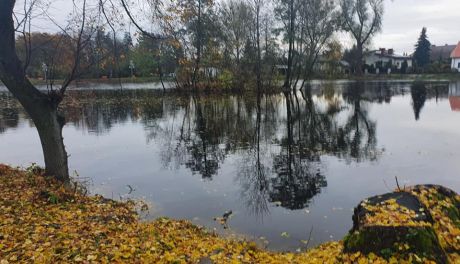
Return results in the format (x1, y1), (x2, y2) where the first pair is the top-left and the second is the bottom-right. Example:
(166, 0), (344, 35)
(236, 92), (271, 217)
(340, 82), (378, 162)
(0, 93), (20, 133)
(268, 90), (327, 210)
(0, 82), (451, 216)
(411, 82), (427, 121)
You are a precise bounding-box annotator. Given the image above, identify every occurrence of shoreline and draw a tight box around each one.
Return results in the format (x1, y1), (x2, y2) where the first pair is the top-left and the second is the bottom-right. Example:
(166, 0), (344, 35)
(1, 164), (459, 263)
(1, 74), (459, 89)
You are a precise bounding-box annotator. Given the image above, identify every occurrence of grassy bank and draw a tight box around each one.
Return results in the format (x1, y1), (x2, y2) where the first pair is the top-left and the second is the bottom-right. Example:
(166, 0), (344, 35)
(0, 164), (458, 263)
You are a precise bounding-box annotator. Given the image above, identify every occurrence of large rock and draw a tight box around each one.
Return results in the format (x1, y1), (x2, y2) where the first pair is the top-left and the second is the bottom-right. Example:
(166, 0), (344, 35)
(410, 185), (460, 255)
(344, 189), (448, 263)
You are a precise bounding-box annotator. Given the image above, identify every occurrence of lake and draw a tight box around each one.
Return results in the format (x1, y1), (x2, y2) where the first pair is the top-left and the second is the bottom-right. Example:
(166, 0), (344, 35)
(1, 80), (460, 252)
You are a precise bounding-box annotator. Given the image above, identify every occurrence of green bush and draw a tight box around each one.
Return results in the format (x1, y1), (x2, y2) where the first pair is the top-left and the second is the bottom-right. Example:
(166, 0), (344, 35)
(218, 69), (234, 89)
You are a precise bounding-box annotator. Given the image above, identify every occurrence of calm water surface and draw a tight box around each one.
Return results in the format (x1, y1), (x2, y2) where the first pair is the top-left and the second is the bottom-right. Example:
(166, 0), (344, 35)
(1, 81), (460, 251)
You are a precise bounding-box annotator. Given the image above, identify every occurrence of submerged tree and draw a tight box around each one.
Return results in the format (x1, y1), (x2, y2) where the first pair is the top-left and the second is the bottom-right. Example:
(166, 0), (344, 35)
(340, 0), (384, 76)
(297, 0), (338, 89)
(275, 0), (298, 91)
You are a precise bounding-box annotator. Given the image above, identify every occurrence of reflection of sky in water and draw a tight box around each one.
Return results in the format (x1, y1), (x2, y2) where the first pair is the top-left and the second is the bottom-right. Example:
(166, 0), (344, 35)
(0, 81), (459, 252)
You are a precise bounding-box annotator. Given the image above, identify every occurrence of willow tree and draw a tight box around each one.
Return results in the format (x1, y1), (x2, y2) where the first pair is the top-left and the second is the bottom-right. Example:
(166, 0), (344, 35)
(0, 0), (90, 181)
(340, 0), (384, 76)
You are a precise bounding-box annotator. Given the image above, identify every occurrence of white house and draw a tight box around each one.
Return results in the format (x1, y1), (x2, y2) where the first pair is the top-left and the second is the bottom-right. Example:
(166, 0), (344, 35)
(200, 67), (220, 78)
(451, 42), (460, 72)
(364, 48), (412, 73)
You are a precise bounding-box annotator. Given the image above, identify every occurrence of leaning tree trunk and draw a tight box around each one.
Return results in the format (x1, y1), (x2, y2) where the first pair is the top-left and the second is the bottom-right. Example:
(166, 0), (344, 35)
(2, 84), (70, 182)
(34, 107), (69, 181)
(0, 0), (69, 181)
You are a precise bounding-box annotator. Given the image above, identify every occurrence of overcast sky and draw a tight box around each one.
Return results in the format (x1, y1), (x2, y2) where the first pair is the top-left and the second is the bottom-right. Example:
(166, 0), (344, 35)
(373, 0), (460, 54)
(20, 0), (460, 54)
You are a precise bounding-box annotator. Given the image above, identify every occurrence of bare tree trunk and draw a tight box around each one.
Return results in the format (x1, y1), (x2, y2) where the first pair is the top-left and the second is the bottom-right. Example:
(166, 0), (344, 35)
(34, 107), (69, 181)
(283, 0), (295, 92)
(356, 42), (364, 76)
(0, 0), (69, 181)
(1, 85), (69, 181)
(255, 1), (262, 91)
(192, 0), (202, 89)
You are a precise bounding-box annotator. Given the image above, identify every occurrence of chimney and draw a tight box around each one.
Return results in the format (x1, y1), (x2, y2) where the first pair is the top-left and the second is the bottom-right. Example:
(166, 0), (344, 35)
(379, 48), (386, 55)
(388, 49), (394, 55)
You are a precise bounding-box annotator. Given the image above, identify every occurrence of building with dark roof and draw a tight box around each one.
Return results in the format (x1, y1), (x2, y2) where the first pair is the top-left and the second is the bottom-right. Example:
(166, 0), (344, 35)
(430, 44), (456, 62)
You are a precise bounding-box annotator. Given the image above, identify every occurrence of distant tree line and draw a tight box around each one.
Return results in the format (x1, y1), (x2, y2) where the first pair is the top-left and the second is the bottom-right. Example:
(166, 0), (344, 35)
(15, 30), (180, 80)
(12, 0), (389, 88)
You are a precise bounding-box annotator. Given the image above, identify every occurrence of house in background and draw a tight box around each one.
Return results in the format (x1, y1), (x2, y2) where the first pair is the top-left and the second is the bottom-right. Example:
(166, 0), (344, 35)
(199, 67), (220, 78)
(430, 44), (456, 63)
(451, 42), (460, 72)
(364, 48), (412, 74)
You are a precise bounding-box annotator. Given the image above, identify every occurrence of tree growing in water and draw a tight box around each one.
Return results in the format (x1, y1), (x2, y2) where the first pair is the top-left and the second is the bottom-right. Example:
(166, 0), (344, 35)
(340, 0), (384, 76)
(413, 27), (431, 69)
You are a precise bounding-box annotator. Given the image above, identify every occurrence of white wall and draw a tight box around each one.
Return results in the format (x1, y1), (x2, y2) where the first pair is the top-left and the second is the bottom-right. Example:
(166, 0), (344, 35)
(452, 58), (460, 71)
(364, 54), (413, 69)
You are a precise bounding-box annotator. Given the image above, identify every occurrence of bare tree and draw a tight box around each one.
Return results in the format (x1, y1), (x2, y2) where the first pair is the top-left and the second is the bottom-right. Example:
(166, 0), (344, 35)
(220, 0), (253, 67)
(340, 0), (384, 76)
(0, 0), (92, 181)
(275, 0), (297, 91)
(252, 0), (263, 90)
(297, 0), (338, 89)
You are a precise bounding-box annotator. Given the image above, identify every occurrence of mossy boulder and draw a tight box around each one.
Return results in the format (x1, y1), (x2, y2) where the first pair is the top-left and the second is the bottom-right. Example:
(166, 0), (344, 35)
(344, 189), (448, 263)
(410, 185), (460, 254)
(344, 226), (445, 262)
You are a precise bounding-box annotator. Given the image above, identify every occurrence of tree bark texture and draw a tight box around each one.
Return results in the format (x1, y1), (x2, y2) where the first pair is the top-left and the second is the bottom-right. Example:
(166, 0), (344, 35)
(0, 0), (69, 181)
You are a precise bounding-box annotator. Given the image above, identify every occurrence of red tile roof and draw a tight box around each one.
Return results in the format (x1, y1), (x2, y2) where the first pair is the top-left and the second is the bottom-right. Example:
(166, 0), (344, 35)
(451, 42), (460, 58)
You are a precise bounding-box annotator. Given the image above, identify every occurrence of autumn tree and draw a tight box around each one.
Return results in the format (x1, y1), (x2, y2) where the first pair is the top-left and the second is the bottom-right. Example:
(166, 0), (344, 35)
(15, 33), (74, 79)
(413, 27), (431, 69)
(340, 0), (384, 76)
(322, 40), (344, 76)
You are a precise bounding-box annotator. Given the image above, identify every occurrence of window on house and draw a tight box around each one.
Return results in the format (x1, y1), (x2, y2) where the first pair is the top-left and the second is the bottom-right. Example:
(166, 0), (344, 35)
(458, 62), (460, 69)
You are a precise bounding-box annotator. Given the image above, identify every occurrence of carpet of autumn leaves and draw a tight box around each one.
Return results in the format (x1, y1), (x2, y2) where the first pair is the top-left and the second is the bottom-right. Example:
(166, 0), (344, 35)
(0, 164), (459, 264)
